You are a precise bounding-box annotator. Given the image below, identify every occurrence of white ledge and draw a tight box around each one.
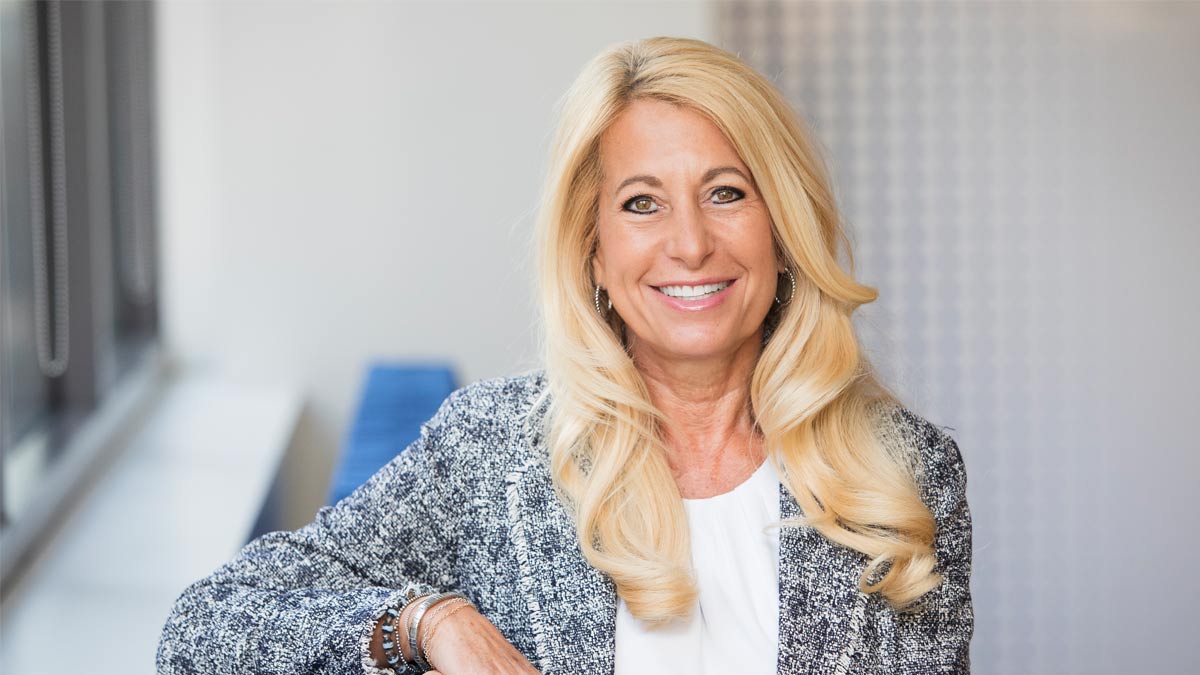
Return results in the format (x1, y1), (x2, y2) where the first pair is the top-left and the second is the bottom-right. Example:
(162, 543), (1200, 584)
(0, 369), (302, 674)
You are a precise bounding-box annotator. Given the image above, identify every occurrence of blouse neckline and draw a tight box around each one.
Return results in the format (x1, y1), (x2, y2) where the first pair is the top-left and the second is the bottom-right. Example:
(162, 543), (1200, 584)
(681, 459), (776, 505)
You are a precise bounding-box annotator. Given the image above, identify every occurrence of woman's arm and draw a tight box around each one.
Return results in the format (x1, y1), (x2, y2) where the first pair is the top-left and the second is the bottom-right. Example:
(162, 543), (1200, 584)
(157, 394), (465, 675)
(880, 413), (975, 674)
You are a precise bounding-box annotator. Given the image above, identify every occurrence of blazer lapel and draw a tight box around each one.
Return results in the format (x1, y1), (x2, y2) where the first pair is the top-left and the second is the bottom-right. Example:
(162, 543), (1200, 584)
(506, 454), (617, 675)
(506, 468), (870, 675)
(777, 486), (872, 675)
(506, 381), (866, 675)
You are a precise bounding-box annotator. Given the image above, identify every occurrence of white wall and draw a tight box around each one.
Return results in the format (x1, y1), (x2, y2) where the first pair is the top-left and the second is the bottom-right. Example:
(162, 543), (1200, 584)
(155, 1), (714, 522)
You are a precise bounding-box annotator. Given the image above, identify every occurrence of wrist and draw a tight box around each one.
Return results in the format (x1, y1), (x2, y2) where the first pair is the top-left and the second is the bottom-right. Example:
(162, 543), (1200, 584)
(419, 598), (472, 661)
(371, 585), (428, 673)
(398, 596), (423, 662)
(405, 592), (477, 670)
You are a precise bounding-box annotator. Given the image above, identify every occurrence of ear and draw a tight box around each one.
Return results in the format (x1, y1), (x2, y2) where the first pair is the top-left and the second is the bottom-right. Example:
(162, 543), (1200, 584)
(592, 244), (606, 288)
(772, 234), (787, 275)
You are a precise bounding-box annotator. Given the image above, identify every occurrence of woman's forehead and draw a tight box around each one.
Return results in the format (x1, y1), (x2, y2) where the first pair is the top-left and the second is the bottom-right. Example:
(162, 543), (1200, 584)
(598, 99), (749, 183)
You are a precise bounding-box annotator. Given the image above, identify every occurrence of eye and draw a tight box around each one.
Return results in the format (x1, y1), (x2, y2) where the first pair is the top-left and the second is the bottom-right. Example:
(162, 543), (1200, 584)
(622, 195), (659, 214)
(712, 187), (745, 204)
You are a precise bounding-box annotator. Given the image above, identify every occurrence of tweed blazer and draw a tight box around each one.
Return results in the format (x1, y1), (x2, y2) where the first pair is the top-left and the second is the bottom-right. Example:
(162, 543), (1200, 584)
(158, 371), (973, 675)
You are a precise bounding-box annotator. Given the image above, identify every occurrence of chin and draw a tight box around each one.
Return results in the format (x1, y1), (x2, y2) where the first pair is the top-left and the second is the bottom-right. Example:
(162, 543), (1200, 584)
(642, 334), (749, 362)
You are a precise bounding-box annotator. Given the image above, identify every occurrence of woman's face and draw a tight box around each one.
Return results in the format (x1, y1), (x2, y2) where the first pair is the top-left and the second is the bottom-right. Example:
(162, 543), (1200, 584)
(593, 98), (781, 366)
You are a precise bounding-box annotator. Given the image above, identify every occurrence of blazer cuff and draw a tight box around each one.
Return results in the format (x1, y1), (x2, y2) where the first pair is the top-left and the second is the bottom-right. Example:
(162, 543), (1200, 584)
(359, 583), (443, 675)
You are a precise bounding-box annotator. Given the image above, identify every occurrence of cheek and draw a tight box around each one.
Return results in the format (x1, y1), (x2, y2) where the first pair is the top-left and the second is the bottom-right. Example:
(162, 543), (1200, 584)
(717, 214), (776, 267)
(592, 219), (617, 284)
(745, 216), (779, 271)
(596, 227), (653, 287)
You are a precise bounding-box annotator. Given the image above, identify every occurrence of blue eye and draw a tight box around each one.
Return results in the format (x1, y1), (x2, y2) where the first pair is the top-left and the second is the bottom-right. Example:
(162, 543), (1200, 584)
(623, 195), (658, 214)
(712, 187), (745, 204)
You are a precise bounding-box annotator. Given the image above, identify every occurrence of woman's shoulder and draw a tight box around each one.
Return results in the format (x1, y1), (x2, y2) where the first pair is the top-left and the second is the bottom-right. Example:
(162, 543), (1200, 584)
(439, 368), (548, 417)
(868, 400), (968, 505)
(421, 369), (549, 448)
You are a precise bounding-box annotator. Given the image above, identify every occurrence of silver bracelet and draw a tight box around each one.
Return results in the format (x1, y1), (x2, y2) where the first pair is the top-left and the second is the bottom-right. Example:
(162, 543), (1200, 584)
(407, 592), (473, 670)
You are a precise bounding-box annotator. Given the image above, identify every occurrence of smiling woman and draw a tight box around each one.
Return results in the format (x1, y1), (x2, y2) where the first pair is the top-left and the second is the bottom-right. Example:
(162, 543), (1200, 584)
(534, 36), (972, 673)
(158, 36), (972, 675)
(592, 99), (780, 366)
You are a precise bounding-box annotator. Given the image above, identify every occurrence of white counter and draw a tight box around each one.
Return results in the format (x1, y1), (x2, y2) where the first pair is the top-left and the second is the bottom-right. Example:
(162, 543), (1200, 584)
(0, 372), (301, 674)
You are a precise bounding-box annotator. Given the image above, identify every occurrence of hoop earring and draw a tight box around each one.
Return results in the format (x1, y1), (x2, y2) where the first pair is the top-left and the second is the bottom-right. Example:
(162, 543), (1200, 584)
(774, 268), (797, 306)
(594, 285), (612, 317)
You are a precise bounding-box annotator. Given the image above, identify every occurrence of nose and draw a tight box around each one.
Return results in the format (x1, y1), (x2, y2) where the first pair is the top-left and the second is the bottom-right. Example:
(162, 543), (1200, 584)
(664, 202), (715, 269)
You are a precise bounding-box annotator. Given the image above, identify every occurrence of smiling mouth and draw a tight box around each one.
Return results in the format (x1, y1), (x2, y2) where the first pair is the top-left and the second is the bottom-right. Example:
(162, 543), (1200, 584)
(654, 280), (733, 300)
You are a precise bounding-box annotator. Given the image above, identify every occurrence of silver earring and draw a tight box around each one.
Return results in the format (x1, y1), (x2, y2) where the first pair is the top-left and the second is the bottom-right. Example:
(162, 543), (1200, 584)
(774, 268), (796, 306)
(594, 285), (612, 317)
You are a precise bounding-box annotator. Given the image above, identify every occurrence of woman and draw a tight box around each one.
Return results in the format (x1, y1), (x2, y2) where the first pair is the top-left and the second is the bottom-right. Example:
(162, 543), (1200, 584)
(158, 37), (972, 675)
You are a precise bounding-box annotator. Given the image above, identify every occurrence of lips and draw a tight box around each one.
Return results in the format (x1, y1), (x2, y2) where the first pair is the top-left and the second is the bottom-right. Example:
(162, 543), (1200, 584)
(654, 280), (733, 300)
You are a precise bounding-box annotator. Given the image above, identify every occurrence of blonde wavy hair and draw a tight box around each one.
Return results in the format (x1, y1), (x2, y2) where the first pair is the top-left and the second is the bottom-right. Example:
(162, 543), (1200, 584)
(535, 36), (939, 624)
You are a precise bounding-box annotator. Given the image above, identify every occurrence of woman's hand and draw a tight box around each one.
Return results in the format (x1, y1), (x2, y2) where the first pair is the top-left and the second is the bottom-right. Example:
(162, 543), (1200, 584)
(422, 605), (541, 675)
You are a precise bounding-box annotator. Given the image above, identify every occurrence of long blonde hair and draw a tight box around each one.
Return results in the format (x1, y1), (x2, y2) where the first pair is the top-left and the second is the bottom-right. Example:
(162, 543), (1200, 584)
(535, 37), (939, 624)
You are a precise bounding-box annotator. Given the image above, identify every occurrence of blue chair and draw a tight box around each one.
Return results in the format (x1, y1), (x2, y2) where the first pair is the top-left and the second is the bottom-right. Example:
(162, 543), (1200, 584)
(327, 362), (457, 505)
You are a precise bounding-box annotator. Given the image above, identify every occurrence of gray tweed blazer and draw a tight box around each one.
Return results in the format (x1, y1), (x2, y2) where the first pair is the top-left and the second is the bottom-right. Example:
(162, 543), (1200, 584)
(157, 371), (973, 675)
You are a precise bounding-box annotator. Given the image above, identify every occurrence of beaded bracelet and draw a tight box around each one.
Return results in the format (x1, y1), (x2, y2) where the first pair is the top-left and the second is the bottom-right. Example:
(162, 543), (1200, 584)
(380, 604), (406, 672)
(376, 586), (428, 674)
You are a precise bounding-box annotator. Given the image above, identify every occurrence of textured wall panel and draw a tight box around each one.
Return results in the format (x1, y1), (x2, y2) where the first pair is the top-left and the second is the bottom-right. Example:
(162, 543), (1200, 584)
(720, 3), (1200, 674)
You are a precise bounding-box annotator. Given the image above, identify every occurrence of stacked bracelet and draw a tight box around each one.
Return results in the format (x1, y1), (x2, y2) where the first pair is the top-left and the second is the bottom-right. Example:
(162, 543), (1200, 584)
(420, 598), (472, 660)
(407, 592), (475, 671)
(380, 604), (406, 672)
(376, 585), (426, 674)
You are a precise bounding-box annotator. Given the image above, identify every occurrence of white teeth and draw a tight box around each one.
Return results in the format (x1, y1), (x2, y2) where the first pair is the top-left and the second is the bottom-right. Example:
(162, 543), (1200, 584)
(657, 281), (731, 299)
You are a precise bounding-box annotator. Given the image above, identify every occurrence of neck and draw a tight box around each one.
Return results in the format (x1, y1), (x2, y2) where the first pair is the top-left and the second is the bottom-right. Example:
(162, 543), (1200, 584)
(630, 333), (764, 474)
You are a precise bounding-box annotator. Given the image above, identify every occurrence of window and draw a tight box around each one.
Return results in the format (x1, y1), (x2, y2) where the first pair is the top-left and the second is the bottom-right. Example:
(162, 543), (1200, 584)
(0, 0), (159, 581)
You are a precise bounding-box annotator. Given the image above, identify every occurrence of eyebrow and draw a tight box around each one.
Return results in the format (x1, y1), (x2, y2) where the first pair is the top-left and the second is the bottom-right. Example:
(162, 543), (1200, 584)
(613, 166), (752, 197)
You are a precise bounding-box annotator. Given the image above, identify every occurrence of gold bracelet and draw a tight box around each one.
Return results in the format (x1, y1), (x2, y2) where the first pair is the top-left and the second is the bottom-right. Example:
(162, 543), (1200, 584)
(421, 595), (465, 627)
(418, 596), (465, 651)
(420, 599), (474, 666)
(419, 597), (470, 657)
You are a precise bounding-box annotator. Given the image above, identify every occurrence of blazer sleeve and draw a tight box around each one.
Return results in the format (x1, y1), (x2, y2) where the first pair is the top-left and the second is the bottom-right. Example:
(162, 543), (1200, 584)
(156, 394), (467, 675)
(883, 415), (975, 674)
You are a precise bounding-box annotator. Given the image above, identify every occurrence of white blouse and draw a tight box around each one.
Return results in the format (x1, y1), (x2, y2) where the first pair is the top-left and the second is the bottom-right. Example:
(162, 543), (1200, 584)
(613, 459), (782, 675)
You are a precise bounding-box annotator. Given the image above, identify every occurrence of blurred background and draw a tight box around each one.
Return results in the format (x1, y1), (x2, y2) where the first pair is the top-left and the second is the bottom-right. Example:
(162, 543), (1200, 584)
(1, 1), (1197, 673)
